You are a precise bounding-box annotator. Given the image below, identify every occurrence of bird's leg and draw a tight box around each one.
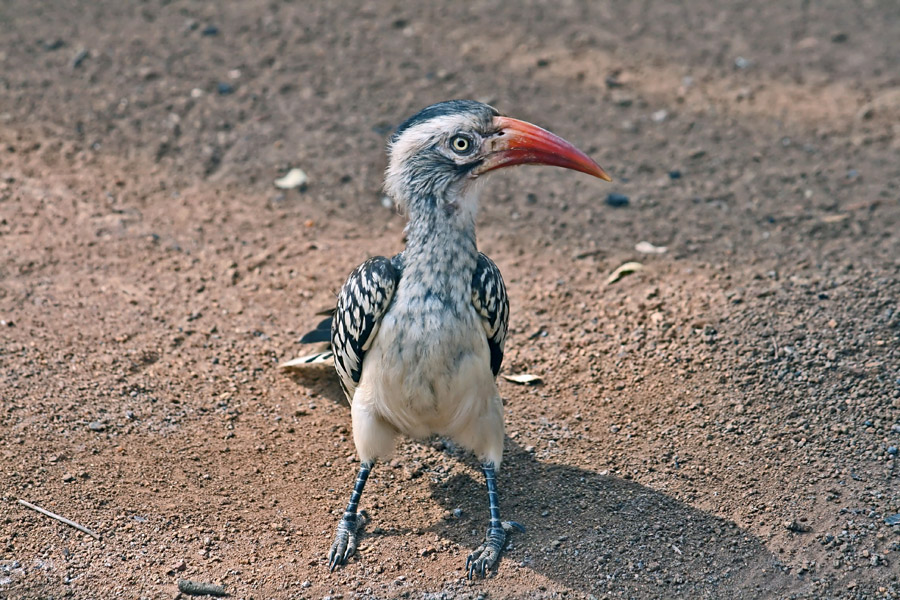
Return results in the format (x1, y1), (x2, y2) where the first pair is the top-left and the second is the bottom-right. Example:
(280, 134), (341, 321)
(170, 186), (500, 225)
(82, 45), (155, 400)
(328, 460), (373, 571)
(466, 462), (524, 578)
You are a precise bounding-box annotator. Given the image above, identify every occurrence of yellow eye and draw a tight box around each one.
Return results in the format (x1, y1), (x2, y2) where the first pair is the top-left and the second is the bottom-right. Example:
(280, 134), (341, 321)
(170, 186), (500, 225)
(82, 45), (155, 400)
(450, 135), (472, 154)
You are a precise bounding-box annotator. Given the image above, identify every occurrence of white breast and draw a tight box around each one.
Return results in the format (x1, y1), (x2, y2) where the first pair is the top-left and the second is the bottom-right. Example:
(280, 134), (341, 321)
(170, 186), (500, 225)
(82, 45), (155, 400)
(350, 291), (504, 466)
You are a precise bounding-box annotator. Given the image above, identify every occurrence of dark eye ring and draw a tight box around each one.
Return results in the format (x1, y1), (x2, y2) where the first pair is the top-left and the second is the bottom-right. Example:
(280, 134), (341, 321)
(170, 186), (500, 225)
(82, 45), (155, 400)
(450, 134), (473, 154)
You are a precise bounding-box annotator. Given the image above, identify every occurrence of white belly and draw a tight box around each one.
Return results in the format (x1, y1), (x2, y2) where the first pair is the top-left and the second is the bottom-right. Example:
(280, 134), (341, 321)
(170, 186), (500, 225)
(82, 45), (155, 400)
(350, 300), (504, 465)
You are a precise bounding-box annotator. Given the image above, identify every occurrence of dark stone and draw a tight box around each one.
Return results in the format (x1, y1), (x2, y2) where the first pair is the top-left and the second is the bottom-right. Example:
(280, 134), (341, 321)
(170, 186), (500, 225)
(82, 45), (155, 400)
(42, 39), (66, 51)
(605, 193), (630, 208)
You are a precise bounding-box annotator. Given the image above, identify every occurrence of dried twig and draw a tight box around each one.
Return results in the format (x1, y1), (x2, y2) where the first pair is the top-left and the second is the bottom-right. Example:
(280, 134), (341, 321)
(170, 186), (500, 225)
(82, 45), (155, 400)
(178, 579), (228, 597)
(17, 499), (101, 540)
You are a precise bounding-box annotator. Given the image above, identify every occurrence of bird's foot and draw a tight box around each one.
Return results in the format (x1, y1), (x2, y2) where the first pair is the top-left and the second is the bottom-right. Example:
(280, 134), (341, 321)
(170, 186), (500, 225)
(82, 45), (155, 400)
(466, 520), (525, 579)
(327, 511), (368, 571)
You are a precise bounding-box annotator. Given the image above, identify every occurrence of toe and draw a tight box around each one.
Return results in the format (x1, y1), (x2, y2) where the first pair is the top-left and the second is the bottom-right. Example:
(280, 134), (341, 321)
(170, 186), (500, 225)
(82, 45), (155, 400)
(466, 543), (500, 579)
(328, 542), (344, 571)
(503, 520), (526, 533)
(328, 520), (357, 571)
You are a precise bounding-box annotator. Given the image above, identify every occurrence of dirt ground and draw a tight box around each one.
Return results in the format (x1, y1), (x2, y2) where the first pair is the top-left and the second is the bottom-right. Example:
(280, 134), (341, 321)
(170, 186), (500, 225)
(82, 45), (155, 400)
(1, 1), (899, 598)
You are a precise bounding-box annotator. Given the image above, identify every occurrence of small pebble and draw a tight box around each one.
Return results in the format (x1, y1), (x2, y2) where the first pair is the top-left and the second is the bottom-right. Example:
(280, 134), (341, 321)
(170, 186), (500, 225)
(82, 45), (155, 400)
(42, 38), (66, 51)
(71, 48), (89, 69)
(604, 74), (623, 88)
(734, 56), (751, 69)
(201, 25), (219, 36)
(605, 193), (630, 208)
(216, 82), (234, 95)
(668, 169), (682, 180)
(888, 446), (898, 456)
(452, 508), (463, 518)
(784, 520), (811, 532)
(88, 421), (106, 432)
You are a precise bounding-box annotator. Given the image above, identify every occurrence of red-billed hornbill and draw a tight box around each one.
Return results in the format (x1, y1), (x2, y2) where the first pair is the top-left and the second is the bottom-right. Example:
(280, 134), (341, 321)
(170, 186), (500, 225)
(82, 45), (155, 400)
(316, 100), (610, 577)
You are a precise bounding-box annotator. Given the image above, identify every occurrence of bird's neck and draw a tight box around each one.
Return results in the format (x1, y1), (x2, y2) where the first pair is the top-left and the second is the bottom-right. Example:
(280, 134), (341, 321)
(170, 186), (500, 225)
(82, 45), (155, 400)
(402, 193), (479, 284)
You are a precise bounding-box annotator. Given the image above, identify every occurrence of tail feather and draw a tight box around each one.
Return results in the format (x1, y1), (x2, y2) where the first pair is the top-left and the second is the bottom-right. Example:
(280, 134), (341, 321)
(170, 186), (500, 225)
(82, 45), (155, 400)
(299, 315), (334, 344)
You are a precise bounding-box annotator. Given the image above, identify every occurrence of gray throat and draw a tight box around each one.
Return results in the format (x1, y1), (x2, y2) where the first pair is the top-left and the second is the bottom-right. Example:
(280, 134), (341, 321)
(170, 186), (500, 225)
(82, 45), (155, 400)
(400, 199), (478, 312)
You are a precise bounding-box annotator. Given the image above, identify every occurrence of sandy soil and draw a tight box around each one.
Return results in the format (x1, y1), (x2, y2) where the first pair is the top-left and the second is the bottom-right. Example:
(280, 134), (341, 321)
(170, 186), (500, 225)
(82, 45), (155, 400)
(1, 1), (899, 598)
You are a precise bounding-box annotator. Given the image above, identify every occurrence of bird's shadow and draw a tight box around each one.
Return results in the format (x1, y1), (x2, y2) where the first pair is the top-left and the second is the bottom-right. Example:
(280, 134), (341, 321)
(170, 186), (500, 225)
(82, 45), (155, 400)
(284, 368), (348, 407)
(427, 439), (808, 598)
(283, 368), (806, 596)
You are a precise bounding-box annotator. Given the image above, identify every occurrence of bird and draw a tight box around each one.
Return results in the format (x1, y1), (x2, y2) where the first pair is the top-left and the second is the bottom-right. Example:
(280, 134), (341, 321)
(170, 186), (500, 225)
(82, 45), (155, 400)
(314, 99), (610, 578)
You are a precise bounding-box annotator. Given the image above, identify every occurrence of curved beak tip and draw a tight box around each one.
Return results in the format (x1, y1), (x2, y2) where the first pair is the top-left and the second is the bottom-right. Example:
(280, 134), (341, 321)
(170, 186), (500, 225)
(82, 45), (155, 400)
(594, 166), (613, 183)
(486, 116), (612, 183)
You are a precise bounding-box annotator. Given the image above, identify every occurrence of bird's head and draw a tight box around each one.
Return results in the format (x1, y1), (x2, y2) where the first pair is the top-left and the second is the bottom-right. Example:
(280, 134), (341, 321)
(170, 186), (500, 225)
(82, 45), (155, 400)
(384, 100), (611, 216)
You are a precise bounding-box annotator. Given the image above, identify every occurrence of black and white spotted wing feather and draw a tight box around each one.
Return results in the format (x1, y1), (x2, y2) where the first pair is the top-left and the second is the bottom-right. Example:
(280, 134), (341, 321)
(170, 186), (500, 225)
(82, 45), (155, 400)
(331, 256), (401, 402)
(471, 253), (509, 377)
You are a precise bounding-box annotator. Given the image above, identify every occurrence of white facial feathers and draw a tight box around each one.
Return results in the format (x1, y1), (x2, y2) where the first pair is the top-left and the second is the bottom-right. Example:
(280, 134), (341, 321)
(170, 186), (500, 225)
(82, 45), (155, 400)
(383, 113), (488, 206)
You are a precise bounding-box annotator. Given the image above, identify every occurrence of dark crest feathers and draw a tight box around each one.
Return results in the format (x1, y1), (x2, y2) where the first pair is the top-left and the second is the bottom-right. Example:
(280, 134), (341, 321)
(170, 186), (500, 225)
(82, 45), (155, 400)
(391, 100), (499, 143)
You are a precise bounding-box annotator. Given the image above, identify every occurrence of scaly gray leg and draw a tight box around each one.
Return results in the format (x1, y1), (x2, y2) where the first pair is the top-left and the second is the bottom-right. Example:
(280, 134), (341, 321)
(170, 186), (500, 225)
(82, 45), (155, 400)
(328, 461), (373, 570)
(466, 462), (524, 578)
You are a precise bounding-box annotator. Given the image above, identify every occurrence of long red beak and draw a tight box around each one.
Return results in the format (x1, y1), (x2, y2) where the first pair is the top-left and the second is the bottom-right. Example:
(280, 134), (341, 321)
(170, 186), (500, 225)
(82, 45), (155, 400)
(475, 116), (612, 182)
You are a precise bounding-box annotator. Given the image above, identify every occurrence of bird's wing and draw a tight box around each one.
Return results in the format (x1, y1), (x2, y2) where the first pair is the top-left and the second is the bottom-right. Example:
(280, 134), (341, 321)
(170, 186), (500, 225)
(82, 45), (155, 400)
(331, 255), (401, 402)
(471, 253), (509, 377)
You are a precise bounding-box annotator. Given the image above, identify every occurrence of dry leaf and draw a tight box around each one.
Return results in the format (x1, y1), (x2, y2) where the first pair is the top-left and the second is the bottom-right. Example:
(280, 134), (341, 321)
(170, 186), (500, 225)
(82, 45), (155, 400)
(279, 351), (333, 370)
(501, 373), (543, 385)
(274, 168), (308, 190)
(606, 261), (644, 284)
(820, 214), (849, 223)
(635, 241), (667, 254)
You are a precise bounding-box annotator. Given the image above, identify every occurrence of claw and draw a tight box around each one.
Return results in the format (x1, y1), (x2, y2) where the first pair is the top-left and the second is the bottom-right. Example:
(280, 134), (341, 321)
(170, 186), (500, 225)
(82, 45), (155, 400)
(466, 521), (523, 579)
(327, 514), (361, 571)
